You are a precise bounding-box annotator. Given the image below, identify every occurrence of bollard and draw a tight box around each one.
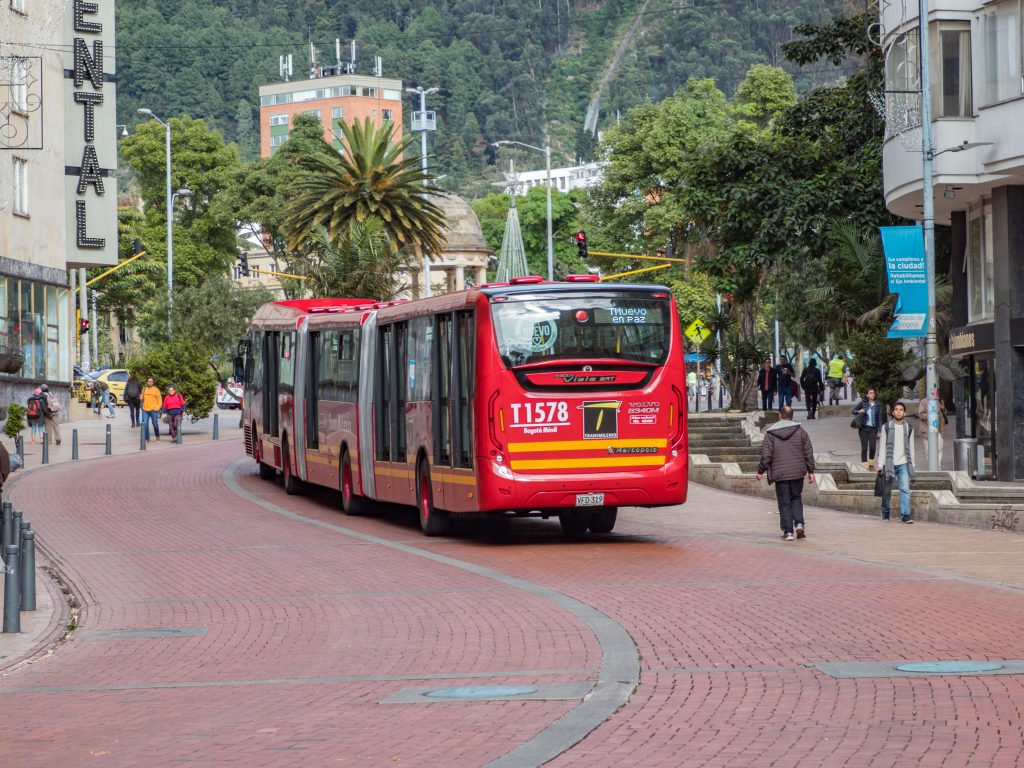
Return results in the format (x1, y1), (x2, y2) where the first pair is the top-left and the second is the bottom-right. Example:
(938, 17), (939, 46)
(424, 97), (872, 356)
(16, 435), (23, 465)
(42, 430), (49, 464)
(3, 544), (20, 633)
(19, 528), (35, 611)
(139, 420), (146, 451)
(1, 501), (10, 550)
(105, 423), (112, 455)
(213, 413), (219, 441)
(176, 422), (183, 445)
(72, 428), (79, 460)
(12, 509), (22, 553)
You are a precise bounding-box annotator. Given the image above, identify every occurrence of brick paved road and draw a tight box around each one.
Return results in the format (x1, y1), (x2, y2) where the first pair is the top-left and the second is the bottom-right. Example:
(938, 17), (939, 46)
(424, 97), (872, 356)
(3, 443), (1024, 767)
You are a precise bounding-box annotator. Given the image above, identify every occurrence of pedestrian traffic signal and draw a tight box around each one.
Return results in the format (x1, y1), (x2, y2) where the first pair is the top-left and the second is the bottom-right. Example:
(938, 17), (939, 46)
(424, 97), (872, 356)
(574, 231), (588, 259)
(79, 319), (90, 336)
(238, 251), (250, 277)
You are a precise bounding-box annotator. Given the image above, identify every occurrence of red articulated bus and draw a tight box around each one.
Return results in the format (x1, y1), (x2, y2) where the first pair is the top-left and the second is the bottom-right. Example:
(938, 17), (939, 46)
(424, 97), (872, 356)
(239, 278), (688, 536)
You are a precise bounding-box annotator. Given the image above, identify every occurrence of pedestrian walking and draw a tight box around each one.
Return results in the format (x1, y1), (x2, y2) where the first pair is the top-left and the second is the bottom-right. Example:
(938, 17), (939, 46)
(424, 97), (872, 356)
(827, 355), (846, 405)
(774, 356), (795, 411)
(95, 379), (115, 418)
(756, 405), (815, 541)
(800, 359), (824, 419)
(124, 374), (142, 428)
(852, 388), (885, 468)
(877, 401), (916, 524)
(141, 377), (162, 442)
(162, 386), (186, 442)
(917, 396), (948, 466)
(686, 370), (698, 400)
(39, 383), (62, 445)
(26, 388), (47, 443)
(756, 359), (777, 411)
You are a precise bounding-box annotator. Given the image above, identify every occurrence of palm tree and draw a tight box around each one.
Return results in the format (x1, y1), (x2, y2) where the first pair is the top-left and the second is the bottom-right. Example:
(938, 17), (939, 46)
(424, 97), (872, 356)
(282, 118), (448, 257)
(305, 221), (413, 302)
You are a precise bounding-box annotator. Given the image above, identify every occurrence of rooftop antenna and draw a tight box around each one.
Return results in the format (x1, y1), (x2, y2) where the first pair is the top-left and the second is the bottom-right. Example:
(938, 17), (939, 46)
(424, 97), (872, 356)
(350, 40), (357, 73)
(279, 54), (293, 82)
(374, 55), (383, 78)
(335, 38), (342, 68)
(309, 35), (320, 78)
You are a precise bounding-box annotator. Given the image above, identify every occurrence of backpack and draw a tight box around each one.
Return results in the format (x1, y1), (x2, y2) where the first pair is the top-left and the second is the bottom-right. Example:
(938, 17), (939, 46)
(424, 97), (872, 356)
(26, 398), (42, 419)
(46, 393), (60, 414)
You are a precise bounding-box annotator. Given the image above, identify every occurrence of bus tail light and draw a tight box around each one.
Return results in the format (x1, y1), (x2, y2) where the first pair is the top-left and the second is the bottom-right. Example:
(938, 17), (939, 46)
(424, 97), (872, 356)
(487, 389), (504, 452)
(670, 385), (685, 448)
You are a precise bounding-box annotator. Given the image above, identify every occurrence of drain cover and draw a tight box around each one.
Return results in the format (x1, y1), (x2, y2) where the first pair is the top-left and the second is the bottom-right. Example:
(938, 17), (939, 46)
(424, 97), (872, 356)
(895, 661), (1004, 674)
(424, 685), (538, 700)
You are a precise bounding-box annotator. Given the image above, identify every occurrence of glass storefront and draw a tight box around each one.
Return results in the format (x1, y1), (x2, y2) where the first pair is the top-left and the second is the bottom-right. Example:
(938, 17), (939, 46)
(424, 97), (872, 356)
(0, 275), (72, 383)
(961, 355), (996, 478)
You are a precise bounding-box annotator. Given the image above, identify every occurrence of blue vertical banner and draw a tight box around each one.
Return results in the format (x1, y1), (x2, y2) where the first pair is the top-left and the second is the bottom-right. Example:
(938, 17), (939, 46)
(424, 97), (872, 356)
(879, 225), (929, 338)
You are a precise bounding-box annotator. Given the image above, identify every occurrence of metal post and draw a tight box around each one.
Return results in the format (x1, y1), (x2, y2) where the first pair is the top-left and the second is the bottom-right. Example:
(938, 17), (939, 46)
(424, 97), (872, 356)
(139, 420), (146, 451)
(544, 143), (554, 281)
(418, 88), (432, 298)
(15, 435), (23, 466)
(715, 293), (723, 410)
(165, 121), (174, 334)
(176, 422), (183, 444)
(79, 267), (89, 371)
(213, 413), (219, 440)
(919, 0), (939, 472)
(1, 501), (10, 549)
(12, 509), (22, 553)
(105, 423), (112, 455)
(19, 525), (34, 611)
(2, 544), (19, 633)
(72, 428), (79, 460)
(774, 318), (780, 364)
(42, 430), (49, 464)
(91, 288), (98, 367)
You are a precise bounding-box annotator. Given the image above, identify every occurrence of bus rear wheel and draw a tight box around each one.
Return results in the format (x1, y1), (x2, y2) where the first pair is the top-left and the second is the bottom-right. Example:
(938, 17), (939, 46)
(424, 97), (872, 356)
(340, 449), (370, 516)
(417, 463), (450, 537)
(282, 438), (301, 495)
(588, 507), (618, 534)
(558, 511), (590, 536)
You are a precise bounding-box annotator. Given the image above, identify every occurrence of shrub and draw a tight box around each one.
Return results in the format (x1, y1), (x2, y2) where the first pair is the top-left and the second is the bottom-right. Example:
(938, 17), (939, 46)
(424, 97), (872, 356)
(128, 338), (218, 420)
(4, 402), (26, 439)
(845, 328), (914, 408)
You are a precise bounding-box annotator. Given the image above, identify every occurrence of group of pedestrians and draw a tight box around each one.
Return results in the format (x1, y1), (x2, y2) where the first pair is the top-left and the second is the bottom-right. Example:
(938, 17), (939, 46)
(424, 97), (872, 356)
(757, 355), (851, 418)
(26, 384), (62, 445)
(133, 376), (187, 442)
(757, 394), (922, 540)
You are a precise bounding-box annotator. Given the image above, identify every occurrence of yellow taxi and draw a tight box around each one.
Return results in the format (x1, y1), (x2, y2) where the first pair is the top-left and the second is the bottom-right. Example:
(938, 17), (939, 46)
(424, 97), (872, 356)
(80, 369), (131, 405)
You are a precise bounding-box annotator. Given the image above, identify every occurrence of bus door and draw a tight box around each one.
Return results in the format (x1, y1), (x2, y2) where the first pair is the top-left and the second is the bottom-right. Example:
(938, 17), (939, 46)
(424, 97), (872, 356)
(374, 321), (411, 503)
(262, 331), (279, 439)
(445, 311), (477, 512)
(357, 312), (378, 500)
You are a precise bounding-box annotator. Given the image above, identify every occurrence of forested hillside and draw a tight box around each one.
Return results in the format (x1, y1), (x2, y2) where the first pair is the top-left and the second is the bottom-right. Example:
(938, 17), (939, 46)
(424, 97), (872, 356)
(116, 0), (850, 197)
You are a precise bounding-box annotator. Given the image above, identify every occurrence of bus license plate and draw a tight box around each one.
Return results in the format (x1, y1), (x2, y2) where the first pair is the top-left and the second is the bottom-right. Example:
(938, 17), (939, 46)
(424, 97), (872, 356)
(576, 493), (605, 507)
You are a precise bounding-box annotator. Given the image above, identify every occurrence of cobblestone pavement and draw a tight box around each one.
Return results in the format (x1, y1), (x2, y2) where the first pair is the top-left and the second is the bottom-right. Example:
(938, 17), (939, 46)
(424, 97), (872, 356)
(2, 441), (1024, 767)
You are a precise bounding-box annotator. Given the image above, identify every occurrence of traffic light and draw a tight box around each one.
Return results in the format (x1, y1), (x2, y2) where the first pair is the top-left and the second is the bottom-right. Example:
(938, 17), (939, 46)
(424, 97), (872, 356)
(574, 230), (588, 259)
(80, 318), (90, 336)
(132, 237), (143, 255)
(238, 251), (250, 277)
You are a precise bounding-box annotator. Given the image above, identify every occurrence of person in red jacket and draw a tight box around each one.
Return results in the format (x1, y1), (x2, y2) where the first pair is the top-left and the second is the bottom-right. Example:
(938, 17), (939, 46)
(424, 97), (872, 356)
(162, 386), (186, 442)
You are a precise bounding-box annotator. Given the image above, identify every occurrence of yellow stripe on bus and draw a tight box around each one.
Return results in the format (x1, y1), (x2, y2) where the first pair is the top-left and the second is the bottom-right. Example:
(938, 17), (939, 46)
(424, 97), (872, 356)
(507, 439), (667, 453)
(510, 456), (666, 470)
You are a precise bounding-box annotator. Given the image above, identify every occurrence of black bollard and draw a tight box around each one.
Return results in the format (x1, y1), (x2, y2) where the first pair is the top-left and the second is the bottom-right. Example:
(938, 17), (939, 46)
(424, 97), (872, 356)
(15, 435), (23, 465)
(105, 423), (112, 455)
(139, 420), (146, 451)
(176, 423), (183, 444)
(1, 501), (10, 550)
(19, 528), (35, 611)
(213, 413), (219, 441)
(3, 544), (20, 633)
(42, 430), (49, 464)
(72, 428), (79, 460)
(12, 509), (22, 553)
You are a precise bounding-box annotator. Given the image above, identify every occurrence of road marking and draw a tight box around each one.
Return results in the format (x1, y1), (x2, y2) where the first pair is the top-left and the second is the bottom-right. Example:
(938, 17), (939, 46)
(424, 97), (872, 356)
(222, 459), (639, 768)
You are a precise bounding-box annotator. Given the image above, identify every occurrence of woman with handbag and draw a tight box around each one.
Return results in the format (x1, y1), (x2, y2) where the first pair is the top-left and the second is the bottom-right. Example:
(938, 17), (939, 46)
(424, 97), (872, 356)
(852, 389), (885, 469)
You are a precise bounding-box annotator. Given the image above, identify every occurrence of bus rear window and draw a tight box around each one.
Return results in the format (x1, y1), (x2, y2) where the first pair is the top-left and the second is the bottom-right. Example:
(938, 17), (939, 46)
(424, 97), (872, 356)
(491, 293), (670, 368)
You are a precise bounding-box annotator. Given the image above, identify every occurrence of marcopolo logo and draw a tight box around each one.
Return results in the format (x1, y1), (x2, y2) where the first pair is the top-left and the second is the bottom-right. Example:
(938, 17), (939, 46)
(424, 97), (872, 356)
(580, 400), (620, 439)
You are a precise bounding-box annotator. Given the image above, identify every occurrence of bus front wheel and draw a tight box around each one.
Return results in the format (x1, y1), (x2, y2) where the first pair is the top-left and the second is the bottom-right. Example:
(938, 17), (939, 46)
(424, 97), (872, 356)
(558, 512), (590, 536)
(417, 463), (450, 537)
(340, 450), (370, 516)
(588, 507), (618, 534)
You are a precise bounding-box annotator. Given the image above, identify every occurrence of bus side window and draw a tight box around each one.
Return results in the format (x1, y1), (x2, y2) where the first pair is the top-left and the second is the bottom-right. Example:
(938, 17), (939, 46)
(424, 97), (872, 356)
(434, 314), (452, 466)
(338, 330), (359, 402)
(409, 317), (433, 402)
(376, 326), (393, 461)
(394, 322), (408, 462)
(455, 311), (474, 468)
(279, 332), (295, 394)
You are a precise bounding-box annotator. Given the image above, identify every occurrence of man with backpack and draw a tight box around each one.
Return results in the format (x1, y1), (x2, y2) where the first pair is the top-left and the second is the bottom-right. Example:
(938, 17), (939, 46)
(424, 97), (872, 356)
(800, 359), (824, 420)
(26, 388), (47, 444)
(40, 383), (61, 445)
(876, 401), (916, 524)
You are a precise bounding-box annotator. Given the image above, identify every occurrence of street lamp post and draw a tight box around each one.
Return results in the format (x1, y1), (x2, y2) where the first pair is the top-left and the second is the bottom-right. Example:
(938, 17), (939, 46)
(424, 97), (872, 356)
(493, 140), (554, 281)
(407, 86), (439, 297)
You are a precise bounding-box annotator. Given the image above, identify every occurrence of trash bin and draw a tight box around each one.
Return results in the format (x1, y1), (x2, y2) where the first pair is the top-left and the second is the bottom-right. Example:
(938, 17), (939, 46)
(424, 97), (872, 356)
(953, 437), (978, 477)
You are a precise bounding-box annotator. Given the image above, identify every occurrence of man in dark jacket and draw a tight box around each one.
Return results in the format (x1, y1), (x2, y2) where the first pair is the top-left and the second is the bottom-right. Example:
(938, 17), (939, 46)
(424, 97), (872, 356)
(800, 359), (824, 419)
(756, 406), (816, 541)
(774, 356), (795, 412)
(756, 359), (777, 411)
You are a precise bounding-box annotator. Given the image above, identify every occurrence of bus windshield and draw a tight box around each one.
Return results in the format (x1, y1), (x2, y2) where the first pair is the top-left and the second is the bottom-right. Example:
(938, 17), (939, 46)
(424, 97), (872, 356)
(491, 292), (670, 368)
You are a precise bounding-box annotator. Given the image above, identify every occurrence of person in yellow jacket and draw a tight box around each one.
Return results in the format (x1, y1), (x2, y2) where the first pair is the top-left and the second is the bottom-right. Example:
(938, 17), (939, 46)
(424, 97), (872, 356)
(141, 377), (163, 442)
(827, 355), (846, 405)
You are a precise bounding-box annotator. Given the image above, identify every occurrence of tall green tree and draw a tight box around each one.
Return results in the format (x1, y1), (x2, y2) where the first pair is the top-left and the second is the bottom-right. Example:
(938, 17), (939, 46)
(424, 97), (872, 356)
(305, 221), (413, 301)
(282, 118), (448, 257)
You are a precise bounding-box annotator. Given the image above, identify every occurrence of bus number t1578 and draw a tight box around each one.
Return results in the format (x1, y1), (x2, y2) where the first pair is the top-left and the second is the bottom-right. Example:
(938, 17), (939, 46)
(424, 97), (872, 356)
(510, 401), (569, 427)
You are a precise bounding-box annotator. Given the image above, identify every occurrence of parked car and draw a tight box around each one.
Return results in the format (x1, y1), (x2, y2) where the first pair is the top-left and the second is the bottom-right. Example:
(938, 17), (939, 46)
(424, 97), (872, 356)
(86, 368), (130, 406)
(216, 379), (244, 410)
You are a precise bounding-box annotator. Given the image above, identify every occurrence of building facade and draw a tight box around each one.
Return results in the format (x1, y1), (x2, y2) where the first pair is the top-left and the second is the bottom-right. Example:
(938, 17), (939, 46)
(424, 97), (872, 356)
(258, 72), (404, 157)
(880, 0), (1024, 479)
(502, 161), (605, 195)
(1, 0), (116, 409)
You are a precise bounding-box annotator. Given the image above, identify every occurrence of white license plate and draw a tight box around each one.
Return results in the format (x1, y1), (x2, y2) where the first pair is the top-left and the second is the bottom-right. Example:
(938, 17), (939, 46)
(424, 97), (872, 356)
(576, 493), (605, 507)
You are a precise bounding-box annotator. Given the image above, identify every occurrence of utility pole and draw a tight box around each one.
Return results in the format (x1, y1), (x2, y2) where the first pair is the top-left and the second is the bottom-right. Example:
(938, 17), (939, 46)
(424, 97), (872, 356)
(79, 268), (89, 371)
(91, 289), (98, 365)
(407, 86), (439, 297)
(919, 0), (939, 471)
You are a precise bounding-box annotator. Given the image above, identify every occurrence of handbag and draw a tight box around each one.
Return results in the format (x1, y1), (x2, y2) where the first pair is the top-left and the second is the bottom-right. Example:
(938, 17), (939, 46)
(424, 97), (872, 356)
(851, 412), (865, 429)
(873, 472), (888, 497)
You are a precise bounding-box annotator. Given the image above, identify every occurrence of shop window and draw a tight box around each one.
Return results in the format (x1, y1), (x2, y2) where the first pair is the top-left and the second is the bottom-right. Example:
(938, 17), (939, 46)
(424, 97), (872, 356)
(967, 202), (995, 321)
(979, 0), (1022, 106)
(932, 24), (972, 117)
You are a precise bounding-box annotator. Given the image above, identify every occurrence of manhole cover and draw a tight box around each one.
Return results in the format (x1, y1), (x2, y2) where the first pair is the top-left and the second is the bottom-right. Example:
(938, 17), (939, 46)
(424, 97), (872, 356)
(424, 685), (538, 700)
(895, 661), (1004, 674)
